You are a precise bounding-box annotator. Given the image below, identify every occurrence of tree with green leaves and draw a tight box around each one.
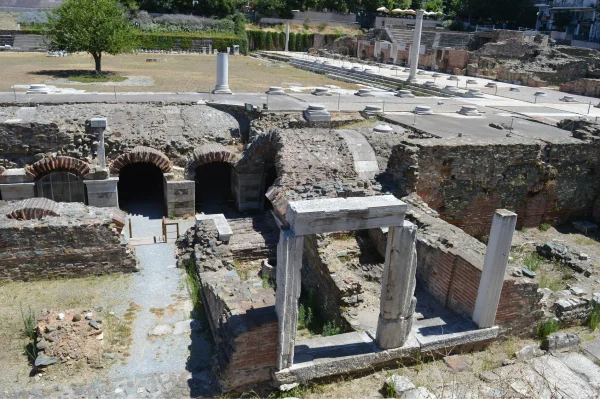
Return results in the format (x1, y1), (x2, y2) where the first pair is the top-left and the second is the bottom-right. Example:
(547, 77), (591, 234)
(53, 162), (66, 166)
(46, 0), (135, 74)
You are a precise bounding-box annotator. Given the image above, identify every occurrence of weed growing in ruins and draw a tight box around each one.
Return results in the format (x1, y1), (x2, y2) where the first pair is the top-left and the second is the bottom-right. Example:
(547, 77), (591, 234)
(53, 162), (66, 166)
(523, 252), (545, 272)
(536, 319), (559, 339)
(298, 303), (313, 330)
(384, 379), (397, 398)
(322, 321), (341, 336)
(537, 269), (564, 291)
(20, 305), (37, 361)
(589, 303), (600, 330)
(575, 236), (597, 246)
(262, 273), (274, 289)
(539, 223), (551, 232)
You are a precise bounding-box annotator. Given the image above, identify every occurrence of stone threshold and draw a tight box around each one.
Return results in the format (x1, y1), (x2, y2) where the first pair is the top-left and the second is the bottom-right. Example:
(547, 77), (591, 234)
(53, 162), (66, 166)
(275, 324), (498, 384)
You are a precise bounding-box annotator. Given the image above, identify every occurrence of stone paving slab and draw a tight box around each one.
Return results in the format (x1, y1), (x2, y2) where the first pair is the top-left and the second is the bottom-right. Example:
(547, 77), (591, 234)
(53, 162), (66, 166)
(529, 355), (596, 399)
(554, 352), (600, 389)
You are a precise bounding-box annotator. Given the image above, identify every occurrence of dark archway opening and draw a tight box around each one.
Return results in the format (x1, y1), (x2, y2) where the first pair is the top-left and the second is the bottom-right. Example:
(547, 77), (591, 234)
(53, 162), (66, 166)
(263, 166), (277, 211)
(118, 162), (165, 219)
(195, 162), (232, 214)
(35, 171), (85, 203)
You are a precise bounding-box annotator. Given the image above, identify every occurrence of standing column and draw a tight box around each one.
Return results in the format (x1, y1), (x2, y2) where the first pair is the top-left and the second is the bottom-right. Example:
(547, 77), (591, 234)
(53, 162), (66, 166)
(212, 53), (232, 94)
(90, 117), (107, 169)
(376, 221), (418, 349)
(432, 49), (437, 71)
(285, 22), (290, 52)
(407, 9), (425, 83)
(473, 210), (518, 328)
(275, 229), (304, 370)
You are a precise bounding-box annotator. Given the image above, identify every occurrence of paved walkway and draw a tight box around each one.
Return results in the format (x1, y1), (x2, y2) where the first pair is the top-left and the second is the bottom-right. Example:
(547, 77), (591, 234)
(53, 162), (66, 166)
(5, 217), (215, 399)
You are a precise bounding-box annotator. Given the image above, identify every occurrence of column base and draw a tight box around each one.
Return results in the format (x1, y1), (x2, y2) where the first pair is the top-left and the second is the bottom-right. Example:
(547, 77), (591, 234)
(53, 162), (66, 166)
(212, 86), (232, 94)
(376, 316), (413, 349)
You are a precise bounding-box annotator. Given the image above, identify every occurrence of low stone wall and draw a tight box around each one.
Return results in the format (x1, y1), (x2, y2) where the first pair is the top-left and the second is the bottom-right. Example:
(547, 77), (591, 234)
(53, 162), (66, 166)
(176, 220), (278, 392)
(369, 195), (543, 336)
(560, 78), (600, 97)
(0, 202), (138, 281)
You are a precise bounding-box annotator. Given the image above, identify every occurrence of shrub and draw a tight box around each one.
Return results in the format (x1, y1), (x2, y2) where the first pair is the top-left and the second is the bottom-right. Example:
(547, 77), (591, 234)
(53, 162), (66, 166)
(590, 302), (600, 330)
(523, 252), (545, 272)
(289, 32), (297, 51)
(322, 321), (341, 336)
(539, 223), (551, 232)
(300, 33), (309, 51)
(536, 319), (559, 339)
(266, 31), (274, 50)
(258, 30), (266, 50)
(303, 17), (311, 30)
(317, 22), (328, 32)
(21, 305), (37, 361)
(279, 31), (285, 50)
(298, 303), (313, 329)
(179, 36), (193, 49)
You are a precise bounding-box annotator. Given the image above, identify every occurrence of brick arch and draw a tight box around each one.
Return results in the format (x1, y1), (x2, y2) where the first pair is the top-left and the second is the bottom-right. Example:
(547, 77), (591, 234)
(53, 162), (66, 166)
(5, 198), (60, 220)
(234, 130), (277, 170)
(187, 143), (236, 177)
(111, 146), (172, 173)
(25, 156), (91, 181)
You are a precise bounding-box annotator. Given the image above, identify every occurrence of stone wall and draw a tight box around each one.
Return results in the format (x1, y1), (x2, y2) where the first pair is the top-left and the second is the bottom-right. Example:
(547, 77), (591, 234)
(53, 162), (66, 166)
(0, 103), (241, 169)
(176, 220), (278, 392)
(0, 202), (138, 281)
(560, 78), (600, 97)
(384, 138), (600, 238)
(369, 195), (544, 336)
(301, 234), (357, 331)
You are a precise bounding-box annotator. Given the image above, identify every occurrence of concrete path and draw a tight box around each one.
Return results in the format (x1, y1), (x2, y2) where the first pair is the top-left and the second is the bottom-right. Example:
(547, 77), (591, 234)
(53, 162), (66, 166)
(336, 129), (380, 179)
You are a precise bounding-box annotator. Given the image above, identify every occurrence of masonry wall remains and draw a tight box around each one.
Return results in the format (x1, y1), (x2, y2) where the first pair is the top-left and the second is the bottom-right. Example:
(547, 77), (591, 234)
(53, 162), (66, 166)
(0, 203), (137, 281)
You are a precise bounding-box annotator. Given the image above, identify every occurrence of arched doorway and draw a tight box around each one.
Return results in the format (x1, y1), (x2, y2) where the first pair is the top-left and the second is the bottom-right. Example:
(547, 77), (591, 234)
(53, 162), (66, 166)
(195, 162), (232, 214)
(263, 166), (277, 211)
(118, 163), (165, 218)
(35, 171), (85, 203)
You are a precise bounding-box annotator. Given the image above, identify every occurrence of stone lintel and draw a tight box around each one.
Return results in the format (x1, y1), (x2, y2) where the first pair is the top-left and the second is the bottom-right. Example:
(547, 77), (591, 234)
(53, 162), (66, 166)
(286, 195), (406, 236)
(90, 117), (108, 128)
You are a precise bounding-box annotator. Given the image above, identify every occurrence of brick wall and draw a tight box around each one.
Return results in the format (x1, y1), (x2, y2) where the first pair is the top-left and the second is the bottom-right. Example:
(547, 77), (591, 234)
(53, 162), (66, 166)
(370, 197), (544, 336)
(0, 215), (138, 281)
(387, 139), (600, 238)
(201, 269), (278, 391)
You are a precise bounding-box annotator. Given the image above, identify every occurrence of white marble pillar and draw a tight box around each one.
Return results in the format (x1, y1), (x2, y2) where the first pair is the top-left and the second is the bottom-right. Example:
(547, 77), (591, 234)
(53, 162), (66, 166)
(90, 117), (107, 169)
(376, 221), (418, 349)
(212, 53), (232, 94)
(407, 10), (425, 83)
(275, 229), (304, 370)
(473, 209), (518, 328)
(285, 22), (290, 52)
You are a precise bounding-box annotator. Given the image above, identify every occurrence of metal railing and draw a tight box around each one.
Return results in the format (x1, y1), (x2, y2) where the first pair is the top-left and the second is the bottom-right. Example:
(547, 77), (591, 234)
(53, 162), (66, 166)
(162, 216), (180, 241)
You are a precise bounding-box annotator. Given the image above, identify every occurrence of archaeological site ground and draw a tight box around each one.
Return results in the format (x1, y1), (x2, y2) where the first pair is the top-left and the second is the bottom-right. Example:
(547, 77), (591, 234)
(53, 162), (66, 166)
(5, 5), (600, 399)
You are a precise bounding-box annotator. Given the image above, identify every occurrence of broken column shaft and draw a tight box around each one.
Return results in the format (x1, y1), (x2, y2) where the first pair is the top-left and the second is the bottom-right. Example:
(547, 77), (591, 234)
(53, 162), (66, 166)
(285, 22), (290, 52)
(407, 10), (425, 83)
(473, 209), (518, 328)
(376, 221), (418, 349)
(90, 117), (107, 169)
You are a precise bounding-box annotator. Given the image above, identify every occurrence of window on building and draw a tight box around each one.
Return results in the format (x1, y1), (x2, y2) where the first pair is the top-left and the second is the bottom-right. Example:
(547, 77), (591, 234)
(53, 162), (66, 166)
(36, 171), (85, 203)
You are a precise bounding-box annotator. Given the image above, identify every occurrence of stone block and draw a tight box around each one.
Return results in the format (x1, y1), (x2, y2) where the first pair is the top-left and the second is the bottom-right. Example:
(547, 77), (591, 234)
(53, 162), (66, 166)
(515, 344), (544, 361)
(1, 168), (28, 184)
(0, 182), (35, 200)
(385, 375), (415, 394)
(84, 178), (118, 208)
(541, 332), (580, 351)
(443, 355), (472, 372)
(195, 214), (232, 242)
(90, 118), (108, 128)
(286, 195), (407, 236)
(303, 104), (331, 122)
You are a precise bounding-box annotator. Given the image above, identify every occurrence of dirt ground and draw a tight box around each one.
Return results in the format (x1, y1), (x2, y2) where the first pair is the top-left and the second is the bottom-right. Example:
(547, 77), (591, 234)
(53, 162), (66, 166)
(511, 225), (600, 299)
(0, 52), (357, 93)
(0, 273), (133, 392)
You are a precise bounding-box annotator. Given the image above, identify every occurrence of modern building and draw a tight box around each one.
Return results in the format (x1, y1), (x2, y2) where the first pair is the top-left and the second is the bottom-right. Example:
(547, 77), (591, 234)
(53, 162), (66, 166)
(534, 0), (600, 47)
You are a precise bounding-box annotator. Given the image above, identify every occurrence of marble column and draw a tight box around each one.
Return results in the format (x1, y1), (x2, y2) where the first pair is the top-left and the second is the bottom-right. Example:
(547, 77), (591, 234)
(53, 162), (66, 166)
(212, 53), (232, 94)
(407, 10), (425, 83)
(90, 117), (107, 169)
(473, 210), (518, 328)
(275, 229), (304, 370)
(376, 221), (418, 349)
(285, 22), (290, 52)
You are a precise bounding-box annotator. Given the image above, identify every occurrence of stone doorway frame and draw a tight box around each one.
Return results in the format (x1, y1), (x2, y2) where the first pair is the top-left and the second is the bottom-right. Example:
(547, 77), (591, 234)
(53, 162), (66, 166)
(275, 195), (418, 370)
